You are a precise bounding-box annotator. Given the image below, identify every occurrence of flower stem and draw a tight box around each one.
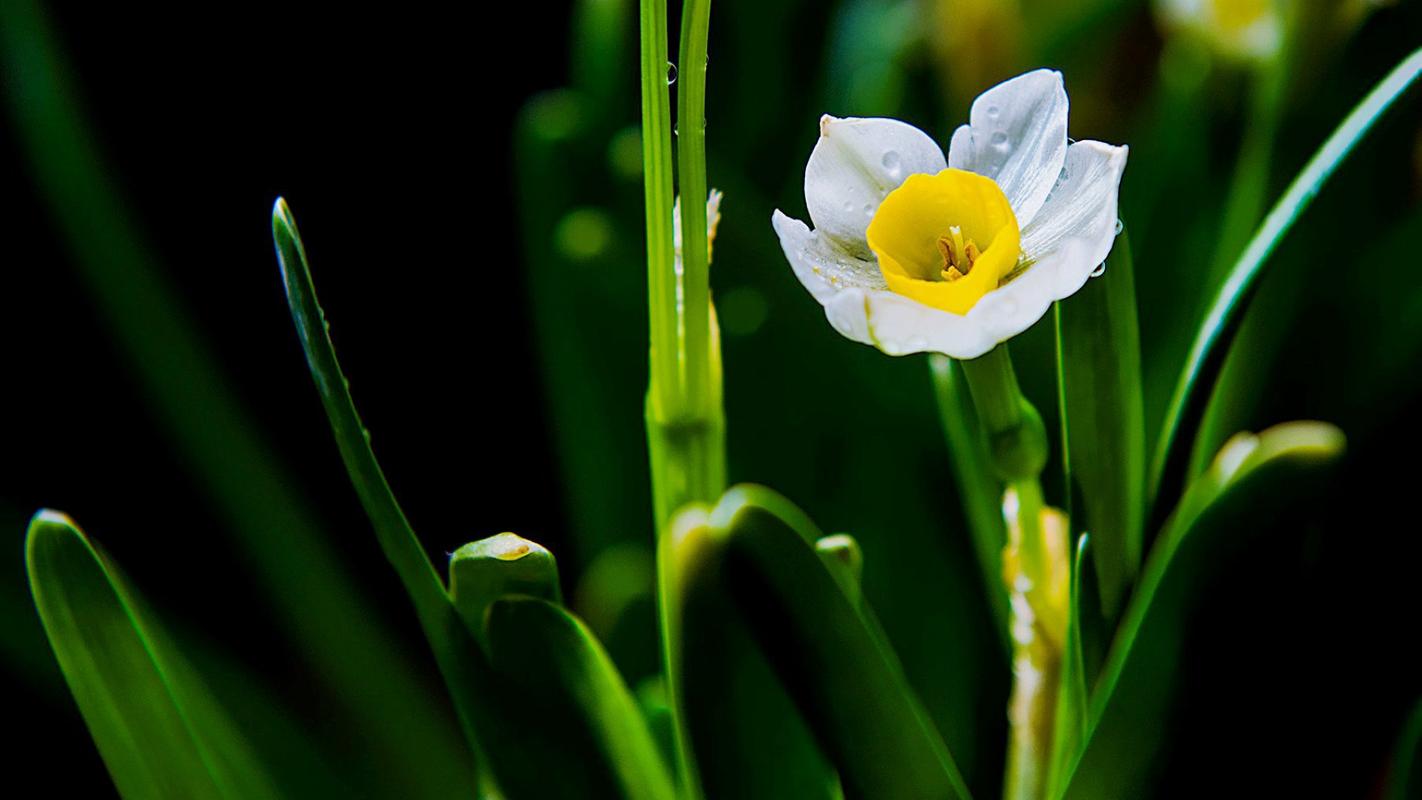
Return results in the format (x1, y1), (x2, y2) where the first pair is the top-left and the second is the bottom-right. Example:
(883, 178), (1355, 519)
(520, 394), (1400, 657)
(642, 0), (724, 795)
(676, 0), (715, 420)
(958, 345), (1065, 800)
(639, 0), (677, 413)
(959, 346), (1048, 483)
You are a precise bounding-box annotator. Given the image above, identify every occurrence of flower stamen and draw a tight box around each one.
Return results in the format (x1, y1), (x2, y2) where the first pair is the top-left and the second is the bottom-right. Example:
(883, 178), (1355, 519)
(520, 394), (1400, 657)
(936, 225), (982, 282)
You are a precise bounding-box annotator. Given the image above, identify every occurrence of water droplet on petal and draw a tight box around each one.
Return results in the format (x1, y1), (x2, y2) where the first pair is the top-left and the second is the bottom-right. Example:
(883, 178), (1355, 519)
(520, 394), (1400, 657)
(990, 131), (1009, 147)
(1115, 218), (1124, 235)
(1091, 262), (1107, 278)
(987, 105), (1000, 118)
(666, 62), (678, 84)
(843, 200), (855, 212)
(863, 203), (874, 216)
(881, 150), (901, 175)
(1058, 167), (1069, 183)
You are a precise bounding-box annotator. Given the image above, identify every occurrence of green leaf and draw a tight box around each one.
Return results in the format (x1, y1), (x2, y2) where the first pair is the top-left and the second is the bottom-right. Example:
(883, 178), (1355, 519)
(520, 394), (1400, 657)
(449, 533), (563, 637)
(665, 507), (839, 800)
(696, 485), (973, 800)
(1149, 47), (1422, 513)
(447, 536), (675, 800)
(929, 355), (1010, 649)
(1062, 422), (1345, 799)
(26, 512), (278, 800)
(482, 597), (678, 800)
(1385, 698), (1422, 800)
(1055, 227), (1144, 618)
(272, 199), (486, 768)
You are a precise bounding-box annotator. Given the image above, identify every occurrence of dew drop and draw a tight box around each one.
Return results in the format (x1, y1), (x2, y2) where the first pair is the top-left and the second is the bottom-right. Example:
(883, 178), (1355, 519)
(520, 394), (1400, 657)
(881, 150), (901, 174)
(1058, 166), (1069, 183)
(1115, 218), (1124, 235)
(987, 105), (1000, 118)
(1090, 262), (1107, 278)
(843, 200), (855, 212)
(666, 62), (677, 85)
(990, 131), (1009, 148)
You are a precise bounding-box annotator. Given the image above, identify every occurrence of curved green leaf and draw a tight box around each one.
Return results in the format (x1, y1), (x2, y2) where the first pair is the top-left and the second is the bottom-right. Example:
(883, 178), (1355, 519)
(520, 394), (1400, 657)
(1055, 229), (1144, 618)
(480, 597), (677, 800)
(271, 199), (485, 767)
(665, 507), (838, 800)
(1149, 47), (1422, 512)
(1063, 422), (1345, 798)
(695, 485), (972, 800)
(26, 512), (278, 800)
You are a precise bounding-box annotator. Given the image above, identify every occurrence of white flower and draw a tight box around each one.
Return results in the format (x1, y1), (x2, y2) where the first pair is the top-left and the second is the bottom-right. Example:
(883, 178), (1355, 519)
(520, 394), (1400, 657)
(1156, 0), (1282, 64)
(772, 69), (1127, 359)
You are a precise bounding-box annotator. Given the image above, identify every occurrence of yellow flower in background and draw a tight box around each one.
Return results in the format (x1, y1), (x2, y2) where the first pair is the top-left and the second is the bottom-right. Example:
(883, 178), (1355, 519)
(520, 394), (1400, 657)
(1156, 0), (1283, 63)
(772, 70), (1127, 359)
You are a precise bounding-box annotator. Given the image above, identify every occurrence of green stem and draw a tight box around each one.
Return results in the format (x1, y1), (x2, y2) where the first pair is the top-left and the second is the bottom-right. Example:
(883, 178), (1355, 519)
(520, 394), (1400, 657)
(640, 0), (677, 414)
(643, 1), (724, 797)
(959, 346), (1049, 483)
(927, 356), (1011, 653)
(957, 346), (1062, 800)
(676, 0), (714, 419)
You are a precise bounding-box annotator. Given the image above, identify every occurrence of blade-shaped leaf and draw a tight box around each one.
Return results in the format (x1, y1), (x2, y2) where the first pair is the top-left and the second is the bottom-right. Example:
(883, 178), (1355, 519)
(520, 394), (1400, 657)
(1149, 47), (1422, 515)
(479, 597), (678, 800)
(26, 512), (278, 800)
(1055, 228), (1144, 618)
(693, 485), (973, 800)
(1062, 422), (1345, 799)
(665, 507), (839, 800)
(929, 355), (1010, 647)
(272, 199), (486, 770)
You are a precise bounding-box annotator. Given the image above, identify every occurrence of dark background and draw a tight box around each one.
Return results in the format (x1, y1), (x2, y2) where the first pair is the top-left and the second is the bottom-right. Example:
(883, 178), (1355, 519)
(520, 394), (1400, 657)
(2, 4), (573, 793)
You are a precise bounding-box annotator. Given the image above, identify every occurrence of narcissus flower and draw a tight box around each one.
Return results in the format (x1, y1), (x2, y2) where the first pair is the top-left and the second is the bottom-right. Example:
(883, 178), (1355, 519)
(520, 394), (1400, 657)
(1156, 0), (1282, 63)
(772, 69), (1127, 359)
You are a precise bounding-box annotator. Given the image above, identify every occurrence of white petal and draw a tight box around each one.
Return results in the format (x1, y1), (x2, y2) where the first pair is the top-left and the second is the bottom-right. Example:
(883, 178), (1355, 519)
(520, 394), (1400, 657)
(772, 210), (885, 304)
(1020, 140), (1128, 297)
(673, 189), (724, 262)
(961, 139), (1128, 347)
(948, 69), (1068, 226)
(819, 288), (999, 359)
(804, 116), (946, 259)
